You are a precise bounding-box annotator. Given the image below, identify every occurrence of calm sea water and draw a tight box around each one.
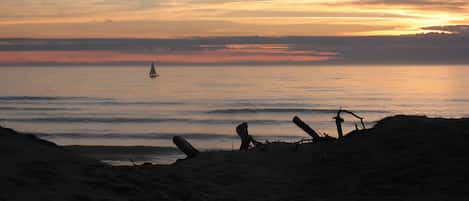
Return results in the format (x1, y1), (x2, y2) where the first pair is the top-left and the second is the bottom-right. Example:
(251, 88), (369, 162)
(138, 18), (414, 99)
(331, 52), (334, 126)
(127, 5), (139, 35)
(1, 65), (469, 150)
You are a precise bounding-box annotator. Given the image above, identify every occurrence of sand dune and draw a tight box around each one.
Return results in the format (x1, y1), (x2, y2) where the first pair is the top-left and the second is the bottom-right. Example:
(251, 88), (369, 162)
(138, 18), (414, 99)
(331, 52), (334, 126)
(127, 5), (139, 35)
(1, 115), (469, 201)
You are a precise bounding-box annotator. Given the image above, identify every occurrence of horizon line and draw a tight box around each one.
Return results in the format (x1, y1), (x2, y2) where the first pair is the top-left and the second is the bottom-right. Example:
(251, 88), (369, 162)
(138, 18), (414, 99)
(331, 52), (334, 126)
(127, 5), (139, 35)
(0, 33), (460, 40)
(2, 61), (469, 67)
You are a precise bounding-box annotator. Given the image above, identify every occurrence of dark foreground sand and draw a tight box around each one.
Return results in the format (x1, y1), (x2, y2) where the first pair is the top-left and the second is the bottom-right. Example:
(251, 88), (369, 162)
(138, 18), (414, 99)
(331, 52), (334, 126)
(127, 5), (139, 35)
(1, 115), (469, 201)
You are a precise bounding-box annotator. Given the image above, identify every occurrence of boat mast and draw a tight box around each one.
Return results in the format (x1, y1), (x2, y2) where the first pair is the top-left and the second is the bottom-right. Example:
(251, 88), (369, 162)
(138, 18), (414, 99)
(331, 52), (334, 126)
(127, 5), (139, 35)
(150, 62), (156, 75)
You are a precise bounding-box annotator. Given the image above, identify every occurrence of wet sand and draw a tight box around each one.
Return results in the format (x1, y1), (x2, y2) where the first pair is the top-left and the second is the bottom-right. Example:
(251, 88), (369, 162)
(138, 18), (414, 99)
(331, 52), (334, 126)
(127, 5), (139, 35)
(1, 115), (469, 201)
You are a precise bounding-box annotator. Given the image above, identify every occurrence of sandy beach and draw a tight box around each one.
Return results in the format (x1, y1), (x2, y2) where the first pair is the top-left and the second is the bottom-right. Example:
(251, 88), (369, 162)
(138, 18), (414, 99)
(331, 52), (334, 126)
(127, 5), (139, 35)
(1, 115), (469, 201)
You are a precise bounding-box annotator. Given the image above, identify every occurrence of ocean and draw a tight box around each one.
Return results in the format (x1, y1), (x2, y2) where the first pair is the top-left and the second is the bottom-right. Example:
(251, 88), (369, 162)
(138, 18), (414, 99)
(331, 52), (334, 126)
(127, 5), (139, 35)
(1, 65), (469, 163)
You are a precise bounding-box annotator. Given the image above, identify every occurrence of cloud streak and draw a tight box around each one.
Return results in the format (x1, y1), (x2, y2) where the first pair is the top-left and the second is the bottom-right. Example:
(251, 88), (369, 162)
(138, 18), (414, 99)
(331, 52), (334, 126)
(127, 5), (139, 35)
(0, 39), (338, 65)
(422, 25), (469, 34)
(1, 35), (469, 66)
(342, 0), (469, 10)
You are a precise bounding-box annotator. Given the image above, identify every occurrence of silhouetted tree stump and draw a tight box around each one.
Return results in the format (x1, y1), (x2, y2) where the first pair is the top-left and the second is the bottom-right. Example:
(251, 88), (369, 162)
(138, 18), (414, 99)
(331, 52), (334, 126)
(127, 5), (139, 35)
(236, 122), (261, 150)
(172, 136), (199, 158)
(236, 122), (251, 150)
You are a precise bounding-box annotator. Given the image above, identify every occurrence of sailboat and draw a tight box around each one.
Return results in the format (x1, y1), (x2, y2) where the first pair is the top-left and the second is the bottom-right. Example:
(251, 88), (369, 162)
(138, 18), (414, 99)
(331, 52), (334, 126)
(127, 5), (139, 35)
(149, 62), (159, 78)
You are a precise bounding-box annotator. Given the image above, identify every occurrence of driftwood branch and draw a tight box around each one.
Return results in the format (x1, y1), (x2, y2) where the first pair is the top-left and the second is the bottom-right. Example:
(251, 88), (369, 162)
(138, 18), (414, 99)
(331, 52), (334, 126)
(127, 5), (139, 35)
(334, 109), (366, 139)
(339, 109), (366, 129)
(293, 116), (335, 143)
(292, 116), (335, 152)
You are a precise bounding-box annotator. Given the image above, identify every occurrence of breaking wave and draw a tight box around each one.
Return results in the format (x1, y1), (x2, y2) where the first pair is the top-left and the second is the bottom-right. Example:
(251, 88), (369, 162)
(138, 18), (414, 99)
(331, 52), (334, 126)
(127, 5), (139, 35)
(0, 96), (110, 101)
(0, 106), (80, 111)
(0, 96), (184, 106)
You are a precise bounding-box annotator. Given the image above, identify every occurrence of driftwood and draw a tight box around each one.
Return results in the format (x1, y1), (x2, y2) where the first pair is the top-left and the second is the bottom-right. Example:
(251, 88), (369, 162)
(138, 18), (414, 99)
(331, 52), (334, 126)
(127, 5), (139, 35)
(292, 116), (320, 140)
(334, 109), (365, 139)
(292, 116), (335, 144)
(236, 122), (261, 150)
(172, 136), (199, 158)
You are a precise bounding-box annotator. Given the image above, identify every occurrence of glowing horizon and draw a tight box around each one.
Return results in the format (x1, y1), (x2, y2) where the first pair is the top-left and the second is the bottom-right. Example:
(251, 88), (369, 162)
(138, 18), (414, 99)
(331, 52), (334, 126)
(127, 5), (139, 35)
(2, 1), (469, 66)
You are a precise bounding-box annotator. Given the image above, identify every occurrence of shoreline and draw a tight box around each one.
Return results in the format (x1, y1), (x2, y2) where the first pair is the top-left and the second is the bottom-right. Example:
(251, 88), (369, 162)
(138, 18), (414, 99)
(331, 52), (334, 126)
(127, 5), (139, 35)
(62, 145), (185, 166)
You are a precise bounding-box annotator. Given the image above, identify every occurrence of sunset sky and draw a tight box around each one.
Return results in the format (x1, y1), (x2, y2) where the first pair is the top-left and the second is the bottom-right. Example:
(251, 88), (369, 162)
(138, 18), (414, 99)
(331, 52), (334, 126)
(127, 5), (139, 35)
(2, 0), (469, 37)
(1, 0), (469, 65)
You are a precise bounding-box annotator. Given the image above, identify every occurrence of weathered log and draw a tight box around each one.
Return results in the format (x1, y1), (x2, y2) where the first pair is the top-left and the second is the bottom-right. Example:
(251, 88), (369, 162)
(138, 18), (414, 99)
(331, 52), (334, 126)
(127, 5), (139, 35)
(292, 116), (320, 140)
(172, 136), (199, 158)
